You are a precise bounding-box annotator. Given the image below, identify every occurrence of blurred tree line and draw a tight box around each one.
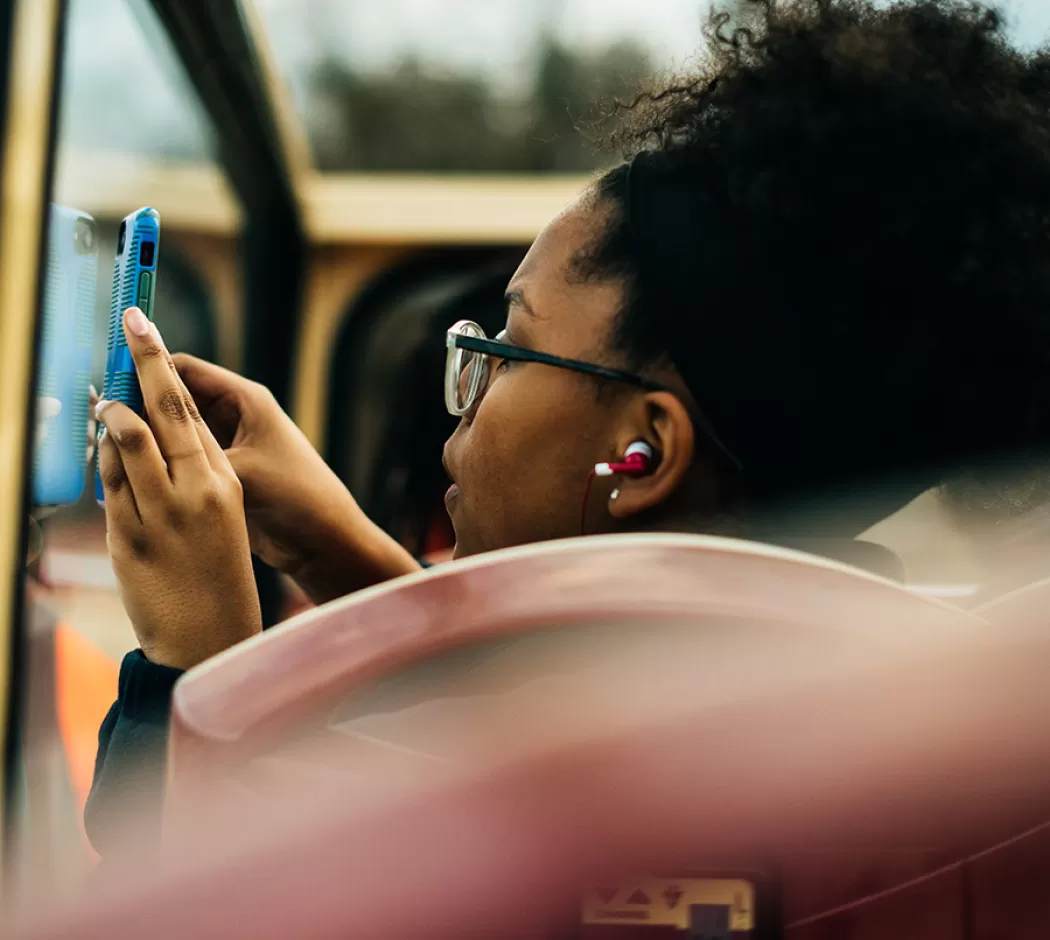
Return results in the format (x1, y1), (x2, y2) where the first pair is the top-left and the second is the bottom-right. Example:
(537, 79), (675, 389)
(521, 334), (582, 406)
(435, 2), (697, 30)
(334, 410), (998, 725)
(303, 37), (655, 172)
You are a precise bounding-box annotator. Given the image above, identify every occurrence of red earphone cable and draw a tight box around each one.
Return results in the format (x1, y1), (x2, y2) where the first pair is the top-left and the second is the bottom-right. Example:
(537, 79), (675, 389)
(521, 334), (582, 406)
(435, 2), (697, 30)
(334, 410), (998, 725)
(580, 443), (653, 536)
(580, 467), (599, 536)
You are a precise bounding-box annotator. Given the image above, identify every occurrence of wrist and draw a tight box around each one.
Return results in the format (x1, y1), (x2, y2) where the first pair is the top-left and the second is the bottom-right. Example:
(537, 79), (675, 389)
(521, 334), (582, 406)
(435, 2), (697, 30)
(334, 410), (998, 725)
(141, 608), (262, 672)
(293, 504), (420, 605)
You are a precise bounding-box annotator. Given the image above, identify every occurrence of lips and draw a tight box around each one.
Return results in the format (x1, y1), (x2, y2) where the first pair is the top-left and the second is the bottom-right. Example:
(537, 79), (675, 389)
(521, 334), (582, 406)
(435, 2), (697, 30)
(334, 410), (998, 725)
(444, 483), (460, 509)
(442, 452), (459, 508)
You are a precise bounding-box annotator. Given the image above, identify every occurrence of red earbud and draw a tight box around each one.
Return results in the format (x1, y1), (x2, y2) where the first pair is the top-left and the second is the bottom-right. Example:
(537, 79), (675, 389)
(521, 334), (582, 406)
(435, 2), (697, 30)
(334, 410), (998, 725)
(581, 442), (656, 536)
(593, 441), (655, 478)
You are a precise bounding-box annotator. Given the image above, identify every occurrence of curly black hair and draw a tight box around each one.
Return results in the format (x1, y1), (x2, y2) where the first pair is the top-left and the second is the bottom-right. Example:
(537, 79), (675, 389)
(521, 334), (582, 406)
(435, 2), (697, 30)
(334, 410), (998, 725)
(578, 0), (1050, 530)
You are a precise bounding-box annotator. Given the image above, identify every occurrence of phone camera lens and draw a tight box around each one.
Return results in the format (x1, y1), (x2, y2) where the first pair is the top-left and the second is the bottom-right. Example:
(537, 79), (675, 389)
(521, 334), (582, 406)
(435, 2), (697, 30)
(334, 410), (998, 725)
(139, 241), (155, 266)
(73, 217), (98, 256)
(117, 221), (126, 255)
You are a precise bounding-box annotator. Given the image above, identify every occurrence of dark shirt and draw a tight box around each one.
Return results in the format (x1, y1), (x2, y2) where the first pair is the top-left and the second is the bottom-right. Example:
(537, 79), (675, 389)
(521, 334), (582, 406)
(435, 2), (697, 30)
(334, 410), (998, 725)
(84, 650), (182, 858)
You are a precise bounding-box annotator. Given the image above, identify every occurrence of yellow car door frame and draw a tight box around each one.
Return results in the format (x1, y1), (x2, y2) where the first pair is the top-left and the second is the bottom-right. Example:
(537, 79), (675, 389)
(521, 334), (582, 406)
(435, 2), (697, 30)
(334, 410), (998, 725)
(0, 0), (311, 875)
(0, 0), (65, 868)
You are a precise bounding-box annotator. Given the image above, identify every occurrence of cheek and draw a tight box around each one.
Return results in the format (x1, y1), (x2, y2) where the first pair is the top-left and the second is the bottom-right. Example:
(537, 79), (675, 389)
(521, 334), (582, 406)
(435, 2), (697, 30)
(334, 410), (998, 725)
(457, 372), (609, 549)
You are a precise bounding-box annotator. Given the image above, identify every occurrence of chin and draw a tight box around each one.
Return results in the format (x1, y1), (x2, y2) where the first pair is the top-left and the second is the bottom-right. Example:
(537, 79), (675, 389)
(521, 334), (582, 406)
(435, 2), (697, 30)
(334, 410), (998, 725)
(450, 531), (487, 560)
(451, 539), (474, 560)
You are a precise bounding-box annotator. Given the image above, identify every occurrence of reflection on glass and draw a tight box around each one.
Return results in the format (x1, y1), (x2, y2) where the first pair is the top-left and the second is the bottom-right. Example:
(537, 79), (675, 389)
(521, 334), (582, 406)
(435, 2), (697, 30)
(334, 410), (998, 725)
(15, 0), (234, 900)
(32, 204), (98, 509)
(56, 0), (215, 161)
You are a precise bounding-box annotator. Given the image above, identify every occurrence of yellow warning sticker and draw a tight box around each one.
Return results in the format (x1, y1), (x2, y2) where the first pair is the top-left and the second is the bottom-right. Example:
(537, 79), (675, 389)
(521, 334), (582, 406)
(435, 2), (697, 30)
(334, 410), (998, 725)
(582, 877), (755, 932)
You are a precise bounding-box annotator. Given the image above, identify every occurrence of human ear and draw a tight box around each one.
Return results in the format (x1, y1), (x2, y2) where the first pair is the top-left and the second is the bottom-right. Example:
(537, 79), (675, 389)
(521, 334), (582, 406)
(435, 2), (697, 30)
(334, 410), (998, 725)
(607, 392), (695, 520)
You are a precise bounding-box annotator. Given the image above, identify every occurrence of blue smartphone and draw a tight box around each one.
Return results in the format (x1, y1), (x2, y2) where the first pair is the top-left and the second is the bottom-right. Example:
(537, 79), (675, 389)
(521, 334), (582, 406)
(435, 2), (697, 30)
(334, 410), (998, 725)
(32, 204), (99, 507)
(96, 206), (160, 504)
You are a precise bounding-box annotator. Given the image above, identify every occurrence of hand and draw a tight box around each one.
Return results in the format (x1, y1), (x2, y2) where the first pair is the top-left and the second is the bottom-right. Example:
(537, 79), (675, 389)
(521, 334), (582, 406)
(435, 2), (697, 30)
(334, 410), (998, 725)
(29, 388), (98, 565)
(28, 397), (64, 538)
(29, 385), (99, 531)
(97, 308), (261, 670)
(87, 383), (99, 465)
(172, 354), (418, 604)
(33, 385), (97, 458)
(34, 396), (62, 451)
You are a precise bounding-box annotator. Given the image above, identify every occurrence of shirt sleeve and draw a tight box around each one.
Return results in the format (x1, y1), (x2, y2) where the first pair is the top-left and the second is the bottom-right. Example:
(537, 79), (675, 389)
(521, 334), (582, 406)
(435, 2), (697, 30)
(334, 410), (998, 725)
(83, 649), (183, 859)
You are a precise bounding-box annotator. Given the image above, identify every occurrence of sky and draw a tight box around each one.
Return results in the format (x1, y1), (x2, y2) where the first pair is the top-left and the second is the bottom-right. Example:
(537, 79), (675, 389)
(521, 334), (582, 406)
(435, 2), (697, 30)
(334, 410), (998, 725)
(254, 0), (718, 95)
(253, 0), (1050, 90)
(54, 0), (1050, 164)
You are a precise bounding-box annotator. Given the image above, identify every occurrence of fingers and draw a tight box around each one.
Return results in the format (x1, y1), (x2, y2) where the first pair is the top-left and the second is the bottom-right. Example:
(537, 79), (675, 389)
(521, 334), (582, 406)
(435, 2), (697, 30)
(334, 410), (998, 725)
(35, 396), (62, 450)
(38, 397), (62, 421)
(171, 353), (249, 404)
(171, 353), (253, 450)
(122, 308), (209, 476)
(87, 384), (98, 464)
(97, 421), (138, 525)
(165, 351), (229, 473)
(96, 394), (168, 489)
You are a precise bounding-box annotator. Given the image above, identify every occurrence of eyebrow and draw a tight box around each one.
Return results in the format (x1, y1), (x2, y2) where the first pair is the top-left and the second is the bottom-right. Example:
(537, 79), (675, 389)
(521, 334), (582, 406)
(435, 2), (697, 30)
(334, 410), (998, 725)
(504, 288), (535, 317)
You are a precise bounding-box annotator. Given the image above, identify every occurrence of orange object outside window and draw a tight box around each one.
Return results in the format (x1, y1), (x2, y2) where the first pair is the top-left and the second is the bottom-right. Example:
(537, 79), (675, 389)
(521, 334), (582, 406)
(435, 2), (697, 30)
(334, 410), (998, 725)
(53, 623), (118, 860)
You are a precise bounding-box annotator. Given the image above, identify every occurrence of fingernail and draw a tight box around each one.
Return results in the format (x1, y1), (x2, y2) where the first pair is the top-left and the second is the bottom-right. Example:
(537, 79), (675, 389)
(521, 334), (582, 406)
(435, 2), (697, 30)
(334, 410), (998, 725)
(95, 399), (110, 421)
(125, 307), (150, 337)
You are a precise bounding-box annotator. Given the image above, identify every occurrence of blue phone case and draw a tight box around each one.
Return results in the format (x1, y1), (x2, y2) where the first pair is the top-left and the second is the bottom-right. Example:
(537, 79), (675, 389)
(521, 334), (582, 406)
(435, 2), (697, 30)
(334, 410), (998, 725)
(32, 204), (98, 507)
(96, 206), (160, 504)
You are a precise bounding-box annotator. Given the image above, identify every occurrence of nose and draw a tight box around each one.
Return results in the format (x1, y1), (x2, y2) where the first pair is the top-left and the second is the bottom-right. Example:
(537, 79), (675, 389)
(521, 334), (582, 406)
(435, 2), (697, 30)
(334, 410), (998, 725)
(458, 354), (492, 421)
(442, 434), (461, 482)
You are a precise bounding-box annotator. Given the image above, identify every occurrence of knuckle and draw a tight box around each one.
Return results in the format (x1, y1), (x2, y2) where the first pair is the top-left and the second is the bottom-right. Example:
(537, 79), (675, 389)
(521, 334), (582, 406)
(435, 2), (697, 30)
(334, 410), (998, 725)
(183, 394), (203, 423)
(199, 484), (228, 514)
(226, 457), (255, 495)
(140, 340), (166, 362)
(111, 527), (150, 561)
(101, 463), (127, 491)
(165, 504), (187, 531)
(157, 387), (189, 422)
(205, 474), (242, 511)
(249, 380), (275, 405)
(113, 426), (149, 454)
(226, 473), (244, 501)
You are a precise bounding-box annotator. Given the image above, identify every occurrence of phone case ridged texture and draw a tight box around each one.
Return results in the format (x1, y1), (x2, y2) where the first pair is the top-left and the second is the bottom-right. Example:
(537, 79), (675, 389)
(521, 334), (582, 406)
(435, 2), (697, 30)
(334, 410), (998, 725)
(97, 208), (158, 504)
(102, 226), (146, 407)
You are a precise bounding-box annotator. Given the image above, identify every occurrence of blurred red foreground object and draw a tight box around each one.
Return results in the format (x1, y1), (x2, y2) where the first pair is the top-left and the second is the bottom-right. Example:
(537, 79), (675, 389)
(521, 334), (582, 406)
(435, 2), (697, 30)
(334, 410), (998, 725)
(10, 535), (1050, 939)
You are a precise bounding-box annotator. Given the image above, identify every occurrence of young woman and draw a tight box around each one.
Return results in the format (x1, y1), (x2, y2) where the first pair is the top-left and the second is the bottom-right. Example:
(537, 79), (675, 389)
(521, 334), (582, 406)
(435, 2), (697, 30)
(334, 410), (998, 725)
(86, 0), (1050, 855)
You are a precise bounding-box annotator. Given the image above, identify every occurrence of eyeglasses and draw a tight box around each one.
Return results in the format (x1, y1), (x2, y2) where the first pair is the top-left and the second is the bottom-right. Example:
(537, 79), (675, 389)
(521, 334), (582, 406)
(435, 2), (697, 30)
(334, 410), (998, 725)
(445, 319), (669, 415)
(445, 320), (743, 470)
